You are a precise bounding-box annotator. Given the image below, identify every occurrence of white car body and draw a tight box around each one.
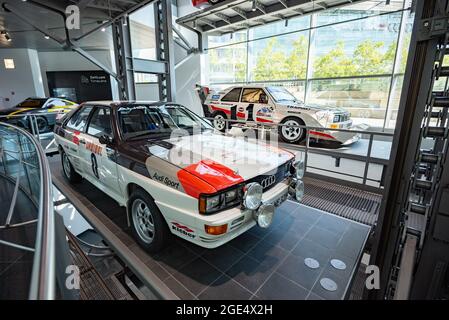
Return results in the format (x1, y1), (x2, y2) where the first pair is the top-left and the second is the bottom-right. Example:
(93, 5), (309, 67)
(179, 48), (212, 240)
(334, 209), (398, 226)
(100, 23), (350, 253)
(54, 101), (300, 249)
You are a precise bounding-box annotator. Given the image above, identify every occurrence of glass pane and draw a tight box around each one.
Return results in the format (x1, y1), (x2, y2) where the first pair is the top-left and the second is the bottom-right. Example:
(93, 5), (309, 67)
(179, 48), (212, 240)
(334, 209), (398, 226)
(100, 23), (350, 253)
(208, 42), (247, 83)
(385, 75), (403, 129)
(258, 81), (306, 103)
(249, 15), (310, 40)
(307, 77), (391, 128)
(395, 9), (415, 74)
(316, 0), (405, 27)
(248, 31), (308, 81)
(208, 31), (247, 48)
(130, 3), (157, 60)
(311, 11), (402, 77)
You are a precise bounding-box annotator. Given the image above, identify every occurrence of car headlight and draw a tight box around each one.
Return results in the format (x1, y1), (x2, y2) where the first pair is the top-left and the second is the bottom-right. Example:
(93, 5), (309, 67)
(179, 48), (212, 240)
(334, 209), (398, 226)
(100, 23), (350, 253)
(254, 203), (275, 228)
(199, 185), (243, 215)
(243, 182), (263, 210)
(295, 180), (304, 202)
(295, 160), (305, 179)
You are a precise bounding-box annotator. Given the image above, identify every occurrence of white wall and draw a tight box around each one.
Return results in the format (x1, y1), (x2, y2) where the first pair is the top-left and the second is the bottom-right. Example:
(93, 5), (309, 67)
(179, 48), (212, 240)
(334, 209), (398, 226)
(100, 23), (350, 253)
(135, 83), (159, 101)
(0, 49), (45, 109)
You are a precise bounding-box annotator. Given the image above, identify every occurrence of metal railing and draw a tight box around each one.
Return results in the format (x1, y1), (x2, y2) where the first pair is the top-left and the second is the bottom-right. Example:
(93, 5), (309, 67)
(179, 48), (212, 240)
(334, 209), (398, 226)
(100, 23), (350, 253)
(0, 122), (55, 299)
(206, 117), (394, 192)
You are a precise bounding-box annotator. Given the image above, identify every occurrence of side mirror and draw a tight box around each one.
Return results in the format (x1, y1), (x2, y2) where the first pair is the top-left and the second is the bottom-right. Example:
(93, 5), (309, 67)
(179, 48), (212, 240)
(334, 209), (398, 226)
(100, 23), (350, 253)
(260, 94), (268, 104)
(99, 134), (113, 145)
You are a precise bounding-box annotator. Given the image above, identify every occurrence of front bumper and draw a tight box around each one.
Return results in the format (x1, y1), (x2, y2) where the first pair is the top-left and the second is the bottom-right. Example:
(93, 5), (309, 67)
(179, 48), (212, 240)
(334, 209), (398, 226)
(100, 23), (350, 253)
(311, 122), (369, 145)
(171, 181), (291, 249)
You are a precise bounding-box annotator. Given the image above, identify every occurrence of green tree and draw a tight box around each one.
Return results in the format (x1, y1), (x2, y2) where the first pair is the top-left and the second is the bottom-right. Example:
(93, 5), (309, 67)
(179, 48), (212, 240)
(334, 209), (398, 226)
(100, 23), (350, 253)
(253, 38), (290, 81)
(352, 40), (390, 75)
(285, 35), (308, 79)
(313, 41), (356, 78)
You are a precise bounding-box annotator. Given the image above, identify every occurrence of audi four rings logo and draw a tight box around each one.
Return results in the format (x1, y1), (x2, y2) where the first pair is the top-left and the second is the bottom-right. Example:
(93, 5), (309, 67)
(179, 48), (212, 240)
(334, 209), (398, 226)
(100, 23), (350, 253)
(261, 175), (276, 189)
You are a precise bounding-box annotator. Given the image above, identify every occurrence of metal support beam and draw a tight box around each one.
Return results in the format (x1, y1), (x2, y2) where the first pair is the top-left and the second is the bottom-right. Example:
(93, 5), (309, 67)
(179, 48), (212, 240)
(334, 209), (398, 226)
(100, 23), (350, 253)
(112, 16), (136, 100)
(154, 0), (176, 102)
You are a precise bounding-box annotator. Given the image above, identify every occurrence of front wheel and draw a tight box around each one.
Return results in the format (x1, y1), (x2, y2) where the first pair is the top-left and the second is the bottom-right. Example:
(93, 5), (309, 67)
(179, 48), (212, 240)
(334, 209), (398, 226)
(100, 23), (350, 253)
(129, 189), (171, 253)
(279, 117), (306, 144)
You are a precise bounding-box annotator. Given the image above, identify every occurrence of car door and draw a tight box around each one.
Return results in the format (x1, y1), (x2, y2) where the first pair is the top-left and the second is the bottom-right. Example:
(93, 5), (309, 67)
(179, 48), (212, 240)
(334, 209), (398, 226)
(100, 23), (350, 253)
(80, 106), (122, 198)
(241, 88), (274, 124)
(62, 105), (94, 174)
(218, 87), (242, 120)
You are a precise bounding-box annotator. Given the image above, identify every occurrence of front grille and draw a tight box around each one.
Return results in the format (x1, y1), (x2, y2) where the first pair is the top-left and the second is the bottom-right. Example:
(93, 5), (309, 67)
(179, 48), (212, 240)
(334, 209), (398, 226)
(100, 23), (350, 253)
(247, 161), (292, 192)
(333, 114), (350, 123)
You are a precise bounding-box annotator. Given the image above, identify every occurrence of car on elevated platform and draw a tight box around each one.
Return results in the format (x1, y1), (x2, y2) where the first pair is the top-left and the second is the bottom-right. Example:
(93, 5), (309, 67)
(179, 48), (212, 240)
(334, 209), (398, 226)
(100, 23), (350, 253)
(200, 85), (367, 146)
(54, 101), (304, 252)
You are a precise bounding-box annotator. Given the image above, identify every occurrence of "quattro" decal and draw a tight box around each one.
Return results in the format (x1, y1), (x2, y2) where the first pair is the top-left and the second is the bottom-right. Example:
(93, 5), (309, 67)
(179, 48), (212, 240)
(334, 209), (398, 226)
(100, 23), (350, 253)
(171, 222), (195, 239)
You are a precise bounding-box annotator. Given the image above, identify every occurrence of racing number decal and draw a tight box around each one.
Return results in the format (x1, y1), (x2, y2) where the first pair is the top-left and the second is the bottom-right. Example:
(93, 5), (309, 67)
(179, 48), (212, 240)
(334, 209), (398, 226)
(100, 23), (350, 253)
(91, 153), (99, 179)
(246, 104), (254, 122)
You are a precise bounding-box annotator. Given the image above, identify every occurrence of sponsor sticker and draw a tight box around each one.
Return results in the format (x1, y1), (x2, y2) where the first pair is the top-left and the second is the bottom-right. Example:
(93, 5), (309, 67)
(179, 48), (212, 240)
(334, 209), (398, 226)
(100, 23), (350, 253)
(171, 222), (195, 238)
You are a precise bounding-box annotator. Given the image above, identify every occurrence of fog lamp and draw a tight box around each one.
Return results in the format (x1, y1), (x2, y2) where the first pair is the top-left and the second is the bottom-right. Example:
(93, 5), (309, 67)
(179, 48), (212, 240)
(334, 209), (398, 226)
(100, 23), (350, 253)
(254, 203), (275, 228)
(243, 182), (263, 210)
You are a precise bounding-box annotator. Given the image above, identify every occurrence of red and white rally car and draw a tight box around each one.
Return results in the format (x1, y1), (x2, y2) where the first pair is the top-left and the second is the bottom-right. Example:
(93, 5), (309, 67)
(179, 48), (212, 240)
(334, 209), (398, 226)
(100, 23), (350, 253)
(200, 85), (366, 145)
(54, 101), (304, 252)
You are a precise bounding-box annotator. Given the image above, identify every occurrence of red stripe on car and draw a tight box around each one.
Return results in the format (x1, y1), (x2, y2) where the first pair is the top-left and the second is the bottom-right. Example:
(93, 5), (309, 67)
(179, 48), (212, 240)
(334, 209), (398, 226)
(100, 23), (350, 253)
(256, 117), (274, 123)
(172, 222), (194, 233)
(309, 130), (336, 140)
(210, 106), (231, 115)
(237, 112), (246, 118)
(177, 160), (244, 198)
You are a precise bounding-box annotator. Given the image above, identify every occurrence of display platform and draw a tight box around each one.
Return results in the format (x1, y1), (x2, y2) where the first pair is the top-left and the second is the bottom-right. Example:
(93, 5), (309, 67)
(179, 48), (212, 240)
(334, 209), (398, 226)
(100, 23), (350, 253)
(50, 155), (370, 300)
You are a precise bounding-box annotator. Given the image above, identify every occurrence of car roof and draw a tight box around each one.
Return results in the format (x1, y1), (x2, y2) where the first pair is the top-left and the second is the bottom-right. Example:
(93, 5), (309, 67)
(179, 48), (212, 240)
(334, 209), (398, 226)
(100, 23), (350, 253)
(81, 101), (180, 108)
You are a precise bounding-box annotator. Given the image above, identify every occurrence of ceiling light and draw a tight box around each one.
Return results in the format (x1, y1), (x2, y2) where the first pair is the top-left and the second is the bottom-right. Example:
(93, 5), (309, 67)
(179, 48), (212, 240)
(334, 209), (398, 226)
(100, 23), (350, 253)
(285, 19), (289, 27)
(44, 35), (50, 39)
(5, 34), (11, 42)
(252, 0), (257, 11)
(123, 14), (128, 26)
(101, 27), (106, 32)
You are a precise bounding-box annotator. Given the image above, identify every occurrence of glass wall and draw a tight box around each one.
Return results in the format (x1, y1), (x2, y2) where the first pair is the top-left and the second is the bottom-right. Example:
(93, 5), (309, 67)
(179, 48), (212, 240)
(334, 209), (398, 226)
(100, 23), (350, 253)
(205, 0), (414, 131)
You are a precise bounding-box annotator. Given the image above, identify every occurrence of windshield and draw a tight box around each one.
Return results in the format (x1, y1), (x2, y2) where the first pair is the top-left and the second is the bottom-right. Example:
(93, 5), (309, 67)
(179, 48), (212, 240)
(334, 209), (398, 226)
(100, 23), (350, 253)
(16, 98), (47, 108)
(118, 104), (213, 140)
(266, 87), (299, 103)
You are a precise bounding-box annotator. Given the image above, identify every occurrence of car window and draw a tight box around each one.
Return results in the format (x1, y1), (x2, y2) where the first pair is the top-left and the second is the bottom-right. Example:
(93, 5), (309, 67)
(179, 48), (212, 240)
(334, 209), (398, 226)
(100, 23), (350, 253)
(16, 98), (47, 108)
(118, 104), (212, 139)
(241, 88), (268, 104)
(87, 107), (112, 138)
(65, 106), (93, 131)
(221, 88), (242, 102)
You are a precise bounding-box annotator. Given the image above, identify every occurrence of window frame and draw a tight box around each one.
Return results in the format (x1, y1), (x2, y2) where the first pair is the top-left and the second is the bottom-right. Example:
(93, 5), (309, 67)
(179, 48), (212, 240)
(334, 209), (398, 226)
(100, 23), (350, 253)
(221, 87), (242, 102)
(85, 106), (114, 139)
(240, 88), (269, 104)
(64, 105), (94, 132)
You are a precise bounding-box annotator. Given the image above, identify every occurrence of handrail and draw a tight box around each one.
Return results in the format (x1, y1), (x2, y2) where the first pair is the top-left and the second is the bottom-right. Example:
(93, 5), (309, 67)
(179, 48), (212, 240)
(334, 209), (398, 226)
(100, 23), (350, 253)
(0, 122), (55, 299)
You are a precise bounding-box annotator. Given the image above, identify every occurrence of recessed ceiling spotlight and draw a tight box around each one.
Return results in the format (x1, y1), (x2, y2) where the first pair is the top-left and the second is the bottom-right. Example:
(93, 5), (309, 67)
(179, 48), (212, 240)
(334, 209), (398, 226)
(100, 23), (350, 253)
(44, 35), (50, 39)
(101, 27), (106, 32)
(252, 0), (257, 12)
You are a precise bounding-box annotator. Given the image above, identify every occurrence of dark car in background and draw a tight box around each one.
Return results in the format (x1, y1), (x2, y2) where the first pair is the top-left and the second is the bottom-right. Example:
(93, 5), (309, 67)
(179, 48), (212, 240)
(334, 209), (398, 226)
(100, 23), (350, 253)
(0, 97), (78, 133)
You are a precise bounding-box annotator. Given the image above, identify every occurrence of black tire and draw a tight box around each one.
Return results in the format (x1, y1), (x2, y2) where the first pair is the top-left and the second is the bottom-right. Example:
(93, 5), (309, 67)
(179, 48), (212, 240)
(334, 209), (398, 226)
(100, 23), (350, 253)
(211, 111), (229, 133)
(35, 116), (49, 133)
(278, 117), (306, 144)
(128, 188), (171, 253)
(208, 0), (220, 4)
(61, 150), (82, 183)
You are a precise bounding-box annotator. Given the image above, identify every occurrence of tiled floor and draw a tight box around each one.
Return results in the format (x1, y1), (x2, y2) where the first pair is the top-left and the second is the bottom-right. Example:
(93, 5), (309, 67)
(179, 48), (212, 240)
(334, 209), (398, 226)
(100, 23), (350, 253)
(51, 156), (371, 300)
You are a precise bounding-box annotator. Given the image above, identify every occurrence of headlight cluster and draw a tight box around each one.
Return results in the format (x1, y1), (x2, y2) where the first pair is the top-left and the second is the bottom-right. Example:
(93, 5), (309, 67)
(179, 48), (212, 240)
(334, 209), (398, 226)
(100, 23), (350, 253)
(199, 185), (243, 215)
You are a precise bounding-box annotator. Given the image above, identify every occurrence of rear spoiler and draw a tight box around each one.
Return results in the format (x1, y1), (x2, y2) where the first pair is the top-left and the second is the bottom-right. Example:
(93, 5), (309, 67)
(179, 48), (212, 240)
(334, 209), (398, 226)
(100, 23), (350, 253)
(195, 84), (211, 105)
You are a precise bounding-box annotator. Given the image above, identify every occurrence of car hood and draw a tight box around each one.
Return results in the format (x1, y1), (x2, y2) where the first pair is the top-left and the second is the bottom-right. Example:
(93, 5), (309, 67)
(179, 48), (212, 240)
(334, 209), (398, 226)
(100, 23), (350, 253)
(135, 132), (294, 183)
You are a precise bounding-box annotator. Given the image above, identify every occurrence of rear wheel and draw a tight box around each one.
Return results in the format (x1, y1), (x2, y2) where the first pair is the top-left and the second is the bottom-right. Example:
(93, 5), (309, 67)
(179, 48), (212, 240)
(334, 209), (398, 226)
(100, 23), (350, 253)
(61, 150), (82, 183)
(212, 111), (229, 132)
(129, 189), (171, 253)
(34, 116), (49, 133)
(279, 117), (306, 144)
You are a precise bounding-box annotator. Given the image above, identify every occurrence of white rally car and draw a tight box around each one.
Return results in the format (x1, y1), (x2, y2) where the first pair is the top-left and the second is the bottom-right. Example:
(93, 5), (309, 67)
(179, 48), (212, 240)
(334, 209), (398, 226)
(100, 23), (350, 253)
(54, 101), (304, 252)
(200, 85), (365, 145)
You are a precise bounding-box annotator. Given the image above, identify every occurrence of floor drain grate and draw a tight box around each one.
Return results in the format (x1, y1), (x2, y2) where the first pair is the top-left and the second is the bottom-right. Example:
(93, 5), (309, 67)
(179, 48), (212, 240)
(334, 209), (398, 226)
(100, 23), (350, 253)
(302, 177), (382, 226)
